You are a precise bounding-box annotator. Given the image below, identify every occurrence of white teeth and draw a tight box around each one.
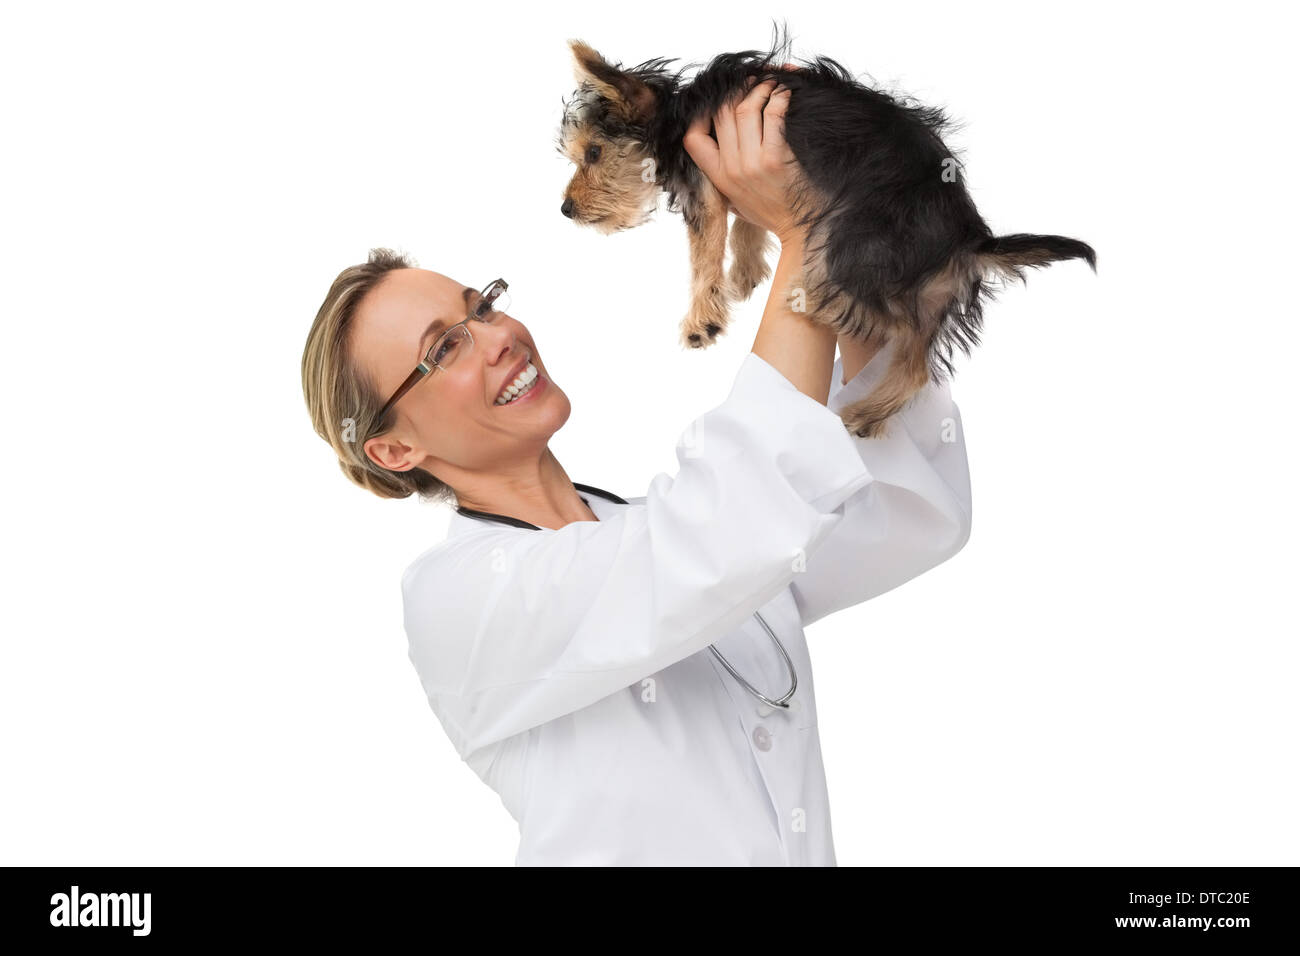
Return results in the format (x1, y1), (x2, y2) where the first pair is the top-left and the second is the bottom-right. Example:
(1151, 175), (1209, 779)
(496, 362), (538, 404)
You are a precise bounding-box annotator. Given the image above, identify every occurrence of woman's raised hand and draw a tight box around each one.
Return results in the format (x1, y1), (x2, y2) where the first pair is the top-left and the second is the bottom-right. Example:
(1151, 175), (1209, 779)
(683, 69), (804, 246)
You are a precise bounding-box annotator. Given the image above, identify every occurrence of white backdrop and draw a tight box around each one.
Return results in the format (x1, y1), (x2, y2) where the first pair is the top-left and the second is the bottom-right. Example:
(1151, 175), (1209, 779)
(2, 1), (1296, 866)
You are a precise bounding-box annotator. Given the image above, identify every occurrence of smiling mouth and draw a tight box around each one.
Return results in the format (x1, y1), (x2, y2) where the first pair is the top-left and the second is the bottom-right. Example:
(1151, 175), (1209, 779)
(495, 360), (544, 405)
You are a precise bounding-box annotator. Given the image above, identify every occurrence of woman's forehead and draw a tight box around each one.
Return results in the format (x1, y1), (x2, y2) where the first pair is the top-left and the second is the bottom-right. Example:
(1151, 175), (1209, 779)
(355, 269), (471, 375)
(364, 270), (470, 336)
(380, 269), (468, 315)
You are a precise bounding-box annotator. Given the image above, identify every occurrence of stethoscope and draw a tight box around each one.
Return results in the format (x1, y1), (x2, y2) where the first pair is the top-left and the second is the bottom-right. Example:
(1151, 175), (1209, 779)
(456, 483), (798, 709)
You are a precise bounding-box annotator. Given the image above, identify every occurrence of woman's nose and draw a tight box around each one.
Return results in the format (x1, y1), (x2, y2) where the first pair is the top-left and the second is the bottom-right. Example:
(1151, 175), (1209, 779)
(560, 197), (575, 218)
(477, 317), (517, 354)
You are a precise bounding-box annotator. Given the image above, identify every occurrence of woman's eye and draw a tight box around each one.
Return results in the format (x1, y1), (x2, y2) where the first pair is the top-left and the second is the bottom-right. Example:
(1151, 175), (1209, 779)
(434, 337), (459, 364)
(585, 144), (601, 164)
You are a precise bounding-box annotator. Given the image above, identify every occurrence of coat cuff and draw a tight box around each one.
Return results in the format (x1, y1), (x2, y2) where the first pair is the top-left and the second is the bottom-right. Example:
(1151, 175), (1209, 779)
(723, 352), (874, 514)
(828, 339), (897, 416)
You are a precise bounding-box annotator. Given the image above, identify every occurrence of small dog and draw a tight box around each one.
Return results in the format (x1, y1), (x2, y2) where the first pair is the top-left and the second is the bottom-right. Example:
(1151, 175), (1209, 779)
(556, 23), (1096, 437)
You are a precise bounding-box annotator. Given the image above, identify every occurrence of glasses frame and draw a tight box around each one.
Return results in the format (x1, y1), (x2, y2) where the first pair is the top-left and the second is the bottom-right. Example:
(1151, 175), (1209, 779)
(373, 278), (510, 428)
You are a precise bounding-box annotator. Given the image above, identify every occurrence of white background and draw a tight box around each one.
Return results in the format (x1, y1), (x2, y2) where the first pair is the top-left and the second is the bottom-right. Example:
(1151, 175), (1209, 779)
(2, 1), (1296, 866)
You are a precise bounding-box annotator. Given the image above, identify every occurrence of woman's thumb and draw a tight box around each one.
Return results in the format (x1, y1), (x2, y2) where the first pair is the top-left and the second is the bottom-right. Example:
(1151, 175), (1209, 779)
(682, 112), (719, 179)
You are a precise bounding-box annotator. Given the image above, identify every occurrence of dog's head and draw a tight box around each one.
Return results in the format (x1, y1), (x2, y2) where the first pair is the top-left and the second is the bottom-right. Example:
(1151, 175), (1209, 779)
(556, 40), (666, 234)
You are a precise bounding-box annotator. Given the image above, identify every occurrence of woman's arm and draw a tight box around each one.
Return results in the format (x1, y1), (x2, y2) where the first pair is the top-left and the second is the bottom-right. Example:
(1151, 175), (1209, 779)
(684, 74), (969, 628)
(790, 340), (973, 628)
(684, 75), (837, 405)
(404, 356), (873, 758)
(751, 234), (837, 405)
(407, 79), (885, 760)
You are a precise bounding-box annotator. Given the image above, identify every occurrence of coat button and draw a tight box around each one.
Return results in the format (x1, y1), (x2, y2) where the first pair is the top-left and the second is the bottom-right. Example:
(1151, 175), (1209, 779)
(752, 725), (772, 751)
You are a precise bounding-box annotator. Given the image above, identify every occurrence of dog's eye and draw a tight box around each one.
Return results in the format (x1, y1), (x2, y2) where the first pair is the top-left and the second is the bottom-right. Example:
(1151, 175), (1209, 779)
(585, 144), (602, 164)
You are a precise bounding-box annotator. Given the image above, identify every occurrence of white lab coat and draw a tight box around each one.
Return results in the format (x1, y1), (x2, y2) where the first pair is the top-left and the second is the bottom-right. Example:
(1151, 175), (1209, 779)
(402, 341), (972, 866)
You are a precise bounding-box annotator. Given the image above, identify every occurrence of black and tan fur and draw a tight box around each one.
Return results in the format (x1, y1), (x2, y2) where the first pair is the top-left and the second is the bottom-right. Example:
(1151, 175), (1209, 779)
(556, 23), (1096, 438)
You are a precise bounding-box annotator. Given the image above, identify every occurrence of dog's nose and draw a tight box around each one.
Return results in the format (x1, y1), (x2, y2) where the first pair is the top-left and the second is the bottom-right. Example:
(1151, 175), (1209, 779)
(560, 198), (575, 219)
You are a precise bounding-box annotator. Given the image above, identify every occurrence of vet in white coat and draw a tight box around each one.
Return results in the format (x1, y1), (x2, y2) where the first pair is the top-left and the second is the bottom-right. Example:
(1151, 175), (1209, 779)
(402, 340), (972, 865)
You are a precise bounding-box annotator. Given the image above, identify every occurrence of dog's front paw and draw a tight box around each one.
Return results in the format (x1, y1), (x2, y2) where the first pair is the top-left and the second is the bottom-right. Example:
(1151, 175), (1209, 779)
(680, 291), (731, 349)
(680, 319), (725, 350)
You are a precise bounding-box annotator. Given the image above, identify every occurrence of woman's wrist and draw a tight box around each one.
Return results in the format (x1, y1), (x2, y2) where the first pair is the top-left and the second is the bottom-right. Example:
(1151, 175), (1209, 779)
(776, 228), (806, 254)
(752, 235), (836, 405)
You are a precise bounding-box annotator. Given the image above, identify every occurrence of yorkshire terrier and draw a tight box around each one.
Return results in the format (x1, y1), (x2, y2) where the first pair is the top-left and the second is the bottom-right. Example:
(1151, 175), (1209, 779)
(556, 23), (1096, 438)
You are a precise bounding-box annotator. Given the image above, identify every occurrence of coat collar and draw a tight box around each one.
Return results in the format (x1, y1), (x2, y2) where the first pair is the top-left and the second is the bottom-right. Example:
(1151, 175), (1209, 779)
(447, 483), (627, 537)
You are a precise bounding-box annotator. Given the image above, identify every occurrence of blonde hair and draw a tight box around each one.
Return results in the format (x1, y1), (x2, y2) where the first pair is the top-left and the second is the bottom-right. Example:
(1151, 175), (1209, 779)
(301, 247), (455, 504)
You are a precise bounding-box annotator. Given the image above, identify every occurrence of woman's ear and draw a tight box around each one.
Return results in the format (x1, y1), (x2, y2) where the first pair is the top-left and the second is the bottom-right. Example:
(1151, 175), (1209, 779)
(364, 433), (420, 473)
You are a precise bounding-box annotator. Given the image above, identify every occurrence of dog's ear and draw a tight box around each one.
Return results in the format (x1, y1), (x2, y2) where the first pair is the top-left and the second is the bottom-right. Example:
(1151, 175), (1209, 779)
(568, 39), (657, 125)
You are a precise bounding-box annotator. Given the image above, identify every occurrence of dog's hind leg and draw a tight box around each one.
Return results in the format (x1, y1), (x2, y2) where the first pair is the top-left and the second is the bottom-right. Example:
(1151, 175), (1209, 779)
(836, 326), (933, 439)
(679, 178), (733, 349)
(724, 215), (775, 302)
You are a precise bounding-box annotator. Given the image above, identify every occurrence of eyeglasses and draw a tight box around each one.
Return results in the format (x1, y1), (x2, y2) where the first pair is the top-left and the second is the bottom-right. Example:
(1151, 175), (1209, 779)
(374, 278), (512, 427)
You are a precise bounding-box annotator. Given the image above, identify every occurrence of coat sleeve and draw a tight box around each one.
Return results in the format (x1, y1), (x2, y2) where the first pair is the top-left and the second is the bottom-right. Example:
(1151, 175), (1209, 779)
(402, 352), (876, 759)
(788, 339), (973, 629)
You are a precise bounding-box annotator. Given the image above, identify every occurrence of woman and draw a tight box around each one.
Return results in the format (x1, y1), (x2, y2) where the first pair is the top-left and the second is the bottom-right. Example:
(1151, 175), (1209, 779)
(301, 78), (972, 865)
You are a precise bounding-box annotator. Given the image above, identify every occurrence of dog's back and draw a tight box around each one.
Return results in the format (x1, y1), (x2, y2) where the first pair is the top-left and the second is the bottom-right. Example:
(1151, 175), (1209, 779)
(564, 27), (1095, 437)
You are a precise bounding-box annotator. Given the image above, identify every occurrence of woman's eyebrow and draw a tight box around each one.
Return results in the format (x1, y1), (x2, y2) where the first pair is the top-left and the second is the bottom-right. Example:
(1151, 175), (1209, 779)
(418, 287), (476, 351)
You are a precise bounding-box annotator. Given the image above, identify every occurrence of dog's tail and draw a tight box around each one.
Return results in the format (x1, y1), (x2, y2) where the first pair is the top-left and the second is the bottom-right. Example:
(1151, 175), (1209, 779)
(975, 233), (1097, 283)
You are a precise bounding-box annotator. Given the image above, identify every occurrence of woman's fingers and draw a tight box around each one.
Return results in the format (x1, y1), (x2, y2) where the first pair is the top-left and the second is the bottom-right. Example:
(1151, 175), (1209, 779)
(762, 85), (794, 166)
(682, 67), (799, 191)
(682, 111), (720, 182)
(734, 78), (781, 172)
(712, 94), (741, 181)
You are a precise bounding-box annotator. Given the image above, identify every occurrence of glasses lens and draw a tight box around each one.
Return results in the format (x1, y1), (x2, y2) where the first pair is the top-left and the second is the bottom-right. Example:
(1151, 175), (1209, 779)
(472, 283), (511, 322)
(431, 325), (472, 369)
